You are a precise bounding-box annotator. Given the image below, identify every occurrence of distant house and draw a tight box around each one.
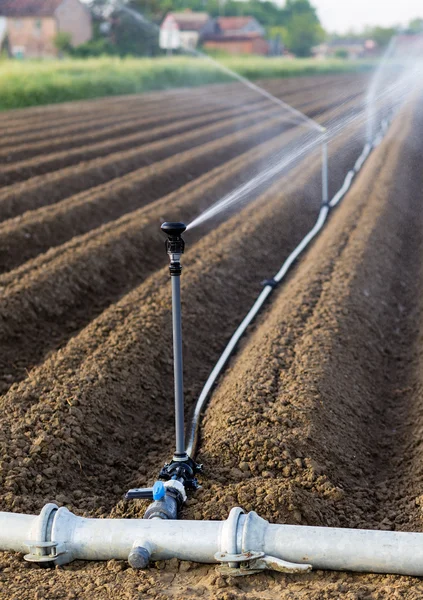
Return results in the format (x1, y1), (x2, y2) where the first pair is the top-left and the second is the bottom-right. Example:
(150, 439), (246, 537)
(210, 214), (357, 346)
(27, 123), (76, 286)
(0, 0), (92, 58)
(202, 16), (268, 56)
(313, 39), (377, 60)
(159, 11), (211, 52)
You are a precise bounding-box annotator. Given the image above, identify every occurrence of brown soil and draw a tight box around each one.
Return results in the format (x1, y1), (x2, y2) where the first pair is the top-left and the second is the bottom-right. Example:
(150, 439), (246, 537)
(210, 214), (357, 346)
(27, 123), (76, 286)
(0, 87), (349, 181)
(0, 75), (353, 155)
(0, 110), (280, 222)
(0, 100), (262, 164)
(0, 90), (361, 274)
(1, 75), (422, 599)
(0, 80), (363, 217)
(0, 76), (356, 161)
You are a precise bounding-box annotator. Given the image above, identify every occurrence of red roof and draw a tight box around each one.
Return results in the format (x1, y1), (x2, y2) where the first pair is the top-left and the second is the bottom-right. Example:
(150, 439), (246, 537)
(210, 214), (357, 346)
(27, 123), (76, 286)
(166, 11), (209, 32)
(0, 0), (62, 17)
(217, 17), (254, 31)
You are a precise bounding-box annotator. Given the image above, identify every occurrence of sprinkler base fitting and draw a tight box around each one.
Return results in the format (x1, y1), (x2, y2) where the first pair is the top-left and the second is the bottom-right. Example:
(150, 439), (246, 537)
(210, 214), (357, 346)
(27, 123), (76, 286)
(159, 454), (203, 491)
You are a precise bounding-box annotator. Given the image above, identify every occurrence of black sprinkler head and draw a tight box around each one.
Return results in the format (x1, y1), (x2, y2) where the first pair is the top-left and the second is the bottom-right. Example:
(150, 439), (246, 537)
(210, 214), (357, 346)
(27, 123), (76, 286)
(161, 223), (186, 274)
(161, 222), (186, 238)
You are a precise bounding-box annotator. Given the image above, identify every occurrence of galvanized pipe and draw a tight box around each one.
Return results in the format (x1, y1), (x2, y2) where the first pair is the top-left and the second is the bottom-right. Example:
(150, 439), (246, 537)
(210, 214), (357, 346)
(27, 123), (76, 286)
(3, 505), (423, 576)
(265, 523), (423, 576)
(0, 512), (38, 553)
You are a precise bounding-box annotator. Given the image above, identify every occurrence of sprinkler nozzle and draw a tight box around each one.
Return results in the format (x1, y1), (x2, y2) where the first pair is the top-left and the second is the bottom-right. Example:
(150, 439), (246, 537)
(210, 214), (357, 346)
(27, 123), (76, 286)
(161, 222), (186, 276)
(161, 222), (186, 238)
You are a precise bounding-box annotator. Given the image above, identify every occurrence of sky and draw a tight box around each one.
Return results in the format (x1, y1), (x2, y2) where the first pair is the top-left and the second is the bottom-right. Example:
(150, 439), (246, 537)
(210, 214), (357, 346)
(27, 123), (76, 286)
(313, 0), (423, 33)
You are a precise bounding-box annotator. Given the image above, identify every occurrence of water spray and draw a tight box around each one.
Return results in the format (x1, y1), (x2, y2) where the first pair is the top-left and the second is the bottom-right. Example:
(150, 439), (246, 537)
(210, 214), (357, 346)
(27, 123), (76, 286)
(125, 223), (201, 520)
(366, 35), (397, 143)
(115, 1), (323, 134)
(321, 131), (329, 205)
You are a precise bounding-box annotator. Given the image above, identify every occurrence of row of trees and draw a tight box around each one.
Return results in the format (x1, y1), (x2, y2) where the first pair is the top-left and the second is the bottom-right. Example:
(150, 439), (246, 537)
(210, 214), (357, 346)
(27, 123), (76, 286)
(78, 0), (324, 57)
(70, 2), (423, 60)
(332, 18), (423, 48)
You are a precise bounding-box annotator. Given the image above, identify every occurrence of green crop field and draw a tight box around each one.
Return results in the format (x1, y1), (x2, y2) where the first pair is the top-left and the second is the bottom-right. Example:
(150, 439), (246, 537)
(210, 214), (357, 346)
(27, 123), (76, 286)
(0, 56), (374, 110)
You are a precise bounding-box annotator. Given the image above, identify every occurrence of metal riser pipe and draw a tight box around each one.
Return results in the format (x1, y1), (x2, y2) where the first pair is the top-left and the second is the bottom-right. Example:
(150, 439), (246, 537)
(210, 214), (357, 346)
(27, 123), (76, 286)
(171, 274), (185, 455)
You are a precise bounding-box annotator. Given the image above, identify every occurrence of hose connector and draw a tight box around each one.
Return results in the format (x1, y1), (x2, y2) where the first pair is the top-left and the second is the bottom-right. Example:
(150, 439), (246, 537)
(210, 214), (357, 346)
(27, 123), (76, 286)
(161, 222), (186, 276)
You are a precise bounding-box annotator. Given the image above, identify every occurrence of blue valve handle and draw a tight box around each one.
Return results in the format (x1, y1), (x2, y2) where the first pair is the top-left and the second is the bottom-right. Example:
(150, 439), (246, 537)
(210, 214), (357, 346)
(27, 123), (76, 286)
(125, 481), (166, 501)
(153, 481), (166, 500)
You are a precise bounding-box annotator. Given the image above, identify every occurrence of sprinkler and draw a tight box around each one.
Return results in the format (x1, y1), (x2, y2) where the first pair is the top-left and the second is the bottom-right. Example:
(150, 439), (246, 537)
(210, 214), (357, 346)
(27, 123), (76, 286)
(161, 222), (188, 458)
(125, 223), (202, 520)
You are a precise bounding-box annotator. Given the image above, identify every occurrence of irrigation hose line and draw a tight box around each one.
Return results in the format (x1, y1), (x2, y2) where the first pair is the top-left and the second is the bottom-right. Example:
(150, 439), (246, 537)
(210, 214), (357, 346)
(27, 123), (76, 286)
(186, 115), (392, 459)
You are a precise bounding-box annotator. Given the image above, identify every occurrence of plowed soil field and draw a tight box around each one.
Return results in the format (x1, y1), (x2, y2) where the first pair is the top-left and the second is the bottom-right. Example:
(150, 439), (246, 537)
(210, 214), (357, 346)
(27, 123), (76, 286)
(1, 73), (423, 599)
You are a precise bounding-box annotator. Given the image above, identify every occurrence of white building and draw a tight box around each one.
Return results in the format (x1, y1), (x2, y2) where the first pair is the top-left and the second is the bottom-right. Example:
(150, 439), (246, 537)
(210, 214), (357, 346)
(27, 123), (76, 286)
(159, 11), (211, 52)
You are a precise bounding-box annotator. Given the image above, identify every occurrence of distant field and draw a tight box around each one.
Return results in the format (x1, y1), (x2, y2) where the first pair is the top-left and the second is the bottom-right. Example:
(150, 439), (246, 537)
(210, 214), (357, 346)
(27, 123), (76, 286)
(0, 56), (374, 110)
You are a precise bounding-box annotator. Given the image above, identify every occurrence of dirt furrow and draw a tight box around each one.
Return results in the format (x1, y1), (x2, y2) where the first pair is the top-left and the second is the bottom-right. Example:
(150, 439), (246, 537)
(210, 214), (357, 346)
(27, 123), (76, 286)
(0, 77), (365, 163)
(0, 114), (366, 404)
(190, 94), (423, 550)
(0, 81), (243, 135)
(0, 86), (272, 157)
(0, 97), (204, 149)
(0, 132), (316, 393)
(0, 107), (290, 221)
(0, 74), (325, 141)
(0, 115), (288, 237)
(0, 92), (363, 265)
(0, 131), (292, 278)
(0, 104), (267, 184)
(0, 98), (264, 164)
(0, 93), (173, 139)
(0, 74), (365, 150)
(0, 84), (363, 186)
(0, 120), (366, 452)
(0, 103), (291, 187)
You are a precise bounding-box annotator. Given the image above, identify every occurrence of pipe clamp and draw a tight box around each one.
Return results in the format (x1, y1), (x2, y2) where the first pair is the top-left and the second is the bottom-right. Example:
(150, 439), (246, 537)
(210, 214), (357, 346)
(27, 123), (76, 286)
(220, 507), (244, 568)
(24, 540), (66, 563)
(23, 503), (65, 565)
